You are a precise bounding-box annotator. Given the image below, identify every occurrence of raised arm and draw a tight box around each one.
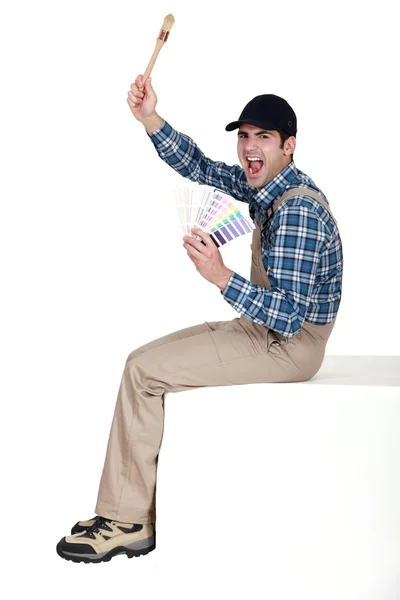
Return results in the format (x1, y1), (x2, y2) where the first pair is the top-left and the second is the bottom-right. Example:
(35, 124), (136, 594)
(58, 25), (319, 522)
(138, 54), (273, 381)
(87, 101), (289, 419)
(127, 75), (253, 203)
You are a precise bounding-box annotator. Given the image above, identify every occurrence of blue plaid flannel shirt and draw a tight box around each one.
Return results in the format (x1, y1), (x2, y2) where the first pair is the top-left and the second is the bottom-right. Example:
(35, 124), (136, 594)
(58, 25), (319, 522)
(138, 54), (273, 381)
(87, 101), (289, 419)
(147, 120), (343, 337)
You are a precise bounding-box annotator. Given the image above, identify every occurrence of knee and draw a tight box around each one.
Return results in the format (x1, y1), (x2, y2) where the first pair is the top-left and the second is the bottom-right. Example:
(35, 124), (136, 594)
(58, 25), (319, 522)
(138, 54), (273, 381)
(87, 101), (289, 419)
(126, 349), (139, 364)
(126, 338), (156, 364)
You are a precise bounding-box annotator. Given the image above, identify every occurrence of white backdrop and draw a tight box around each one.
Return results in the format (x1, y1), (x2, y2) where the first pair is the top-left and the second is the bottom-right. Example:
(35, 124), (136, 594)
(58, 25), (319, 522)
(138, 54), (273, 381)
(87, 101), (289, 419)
(1, 0), (399, 596)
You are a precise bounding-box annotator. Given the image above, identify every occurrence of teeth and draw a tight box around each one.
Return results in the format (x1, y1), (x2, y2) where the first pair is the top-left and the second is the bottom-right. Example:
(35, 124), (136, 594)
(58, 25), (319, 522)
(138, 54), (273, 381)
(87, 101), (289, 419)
(247, 156), (263, 176)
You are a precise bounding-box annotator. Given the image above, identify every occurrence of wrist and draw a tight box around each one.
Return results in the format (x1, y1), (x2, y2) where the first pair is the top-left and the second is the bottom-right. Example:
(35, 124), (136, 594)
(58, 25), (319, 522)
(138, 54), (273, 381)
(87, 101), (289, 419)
(142, 113), (164, 134)
(216, 269), (233, 291)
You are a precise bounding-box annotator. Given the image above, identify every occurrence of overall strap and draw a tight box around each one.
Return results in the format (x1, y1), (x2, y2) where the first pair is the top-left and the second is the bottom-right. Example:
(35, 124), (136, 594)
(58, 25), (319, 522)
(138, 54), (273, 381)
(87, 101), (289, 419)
(262, 186), (338, 229)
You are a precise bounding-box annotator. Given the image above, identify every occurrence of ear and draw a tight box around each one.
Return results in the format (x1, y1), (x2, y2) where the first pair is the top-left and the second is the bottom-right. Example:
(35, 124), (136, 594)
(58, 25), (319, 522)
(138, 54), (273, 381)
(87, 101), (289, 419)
(284, 136), (296, 157)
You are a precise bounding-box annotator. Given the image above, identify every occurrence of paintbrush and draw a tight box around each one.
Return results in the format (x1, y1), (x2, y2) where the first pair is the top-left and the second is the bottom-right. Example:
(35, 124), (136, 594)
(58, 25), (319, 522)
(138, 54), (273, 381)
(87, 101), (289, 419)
(139, 14), (175, 90)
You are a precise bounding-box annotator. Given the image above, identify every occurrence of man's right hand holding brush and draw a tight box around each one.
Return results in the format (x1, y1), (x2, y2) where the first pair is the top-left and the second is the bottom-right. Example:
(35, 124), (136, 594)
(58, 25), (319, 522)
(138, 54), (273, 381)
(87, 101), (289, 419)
(127, 75), (164, 134)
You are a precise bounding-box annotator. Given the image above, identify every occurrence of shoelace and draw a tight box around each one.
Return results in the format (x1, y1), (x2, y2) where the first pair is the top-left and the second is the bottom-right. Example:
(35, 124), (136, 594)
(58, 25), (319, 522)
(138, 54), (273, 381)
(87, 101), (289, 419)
(85, 516), (112, 535)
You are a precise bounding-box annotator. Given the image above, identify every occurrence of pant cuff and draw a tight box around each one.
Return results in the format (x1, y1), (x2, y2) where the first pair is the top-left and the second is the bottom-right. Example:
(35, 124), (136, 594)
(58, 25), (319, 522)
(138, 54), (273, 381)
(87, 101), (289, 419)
(95, 502), (156, 524)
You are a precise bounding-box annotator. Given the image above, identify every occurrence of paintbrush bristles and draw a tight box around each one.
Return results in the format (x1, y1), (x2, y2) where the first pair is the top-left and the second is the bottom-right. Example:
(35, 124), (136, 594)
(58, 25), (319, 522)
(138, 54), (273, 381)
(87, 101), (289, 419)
(158, 13), (175, 41)
(162, 14), (175, 32)
(140, 14), (175, 89)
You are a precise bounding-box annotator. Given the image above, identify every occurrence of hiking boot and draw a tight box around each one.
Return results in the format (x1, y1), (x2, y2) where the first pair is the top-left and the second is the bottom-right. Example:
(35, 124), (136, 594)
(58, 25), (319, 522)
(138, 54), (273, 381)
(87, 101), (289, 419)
(57, 516), (156, 563)
(71, 517), (98, 535)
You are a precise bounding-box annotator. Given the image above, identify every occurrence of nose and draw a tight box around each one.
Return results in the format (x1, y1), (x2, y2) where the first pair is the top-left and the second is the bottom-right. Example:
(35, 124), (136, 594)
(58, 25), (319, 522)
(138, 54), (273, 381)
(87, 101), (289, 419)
(244, 138), (259, 152)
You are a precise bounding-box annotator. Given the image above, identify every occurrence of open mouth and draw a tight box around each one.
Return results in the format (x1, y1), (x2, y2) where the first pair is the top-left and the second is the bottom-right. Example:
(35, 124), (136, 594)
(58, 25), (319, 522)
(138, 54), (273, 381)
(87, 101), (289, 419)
(246, 156), (264, 177)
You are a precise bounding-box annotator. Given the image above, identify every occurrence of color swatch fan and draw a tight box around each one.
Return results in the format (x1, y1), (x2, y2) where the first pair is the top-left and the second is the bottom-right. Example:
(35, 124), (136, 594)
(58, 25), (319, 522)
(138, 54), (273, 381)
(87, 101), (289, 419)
(172, 184), (255, 248)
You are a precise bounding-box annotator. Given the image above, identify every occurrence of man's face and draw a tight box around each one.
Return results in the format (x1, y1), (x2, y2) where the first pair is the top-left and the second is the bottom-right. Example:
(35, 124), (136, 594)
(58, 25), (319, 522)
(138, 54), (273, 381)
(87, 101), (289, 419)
(237, 123), (295, 191)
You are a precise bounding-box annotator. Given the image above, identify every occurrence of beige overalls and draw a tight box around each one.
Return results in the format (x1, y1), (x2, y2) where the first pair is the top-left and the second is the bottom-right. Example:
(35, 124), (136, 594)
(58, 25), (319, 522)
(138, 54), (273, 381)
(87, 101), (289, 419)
(94, 187), (342, 524)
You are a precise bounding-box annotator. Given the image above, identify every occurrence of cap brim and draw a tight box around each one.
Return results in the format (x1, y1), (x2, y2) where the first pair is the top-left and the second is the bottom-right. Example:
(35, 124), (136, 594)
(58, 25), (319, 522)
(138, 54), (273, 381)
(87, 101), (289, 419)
(225, 118), (274, 132)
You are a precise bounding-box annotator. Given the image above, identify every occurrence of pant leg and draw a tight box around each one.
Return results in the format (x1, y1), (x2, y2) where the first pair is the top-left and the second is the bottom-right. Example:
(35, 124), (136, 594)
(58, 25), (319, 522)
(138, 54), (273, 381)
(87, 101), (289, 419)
(94, 317), (301, 524)
(93, 319), (223, 524)
(125, 320), (214, 362)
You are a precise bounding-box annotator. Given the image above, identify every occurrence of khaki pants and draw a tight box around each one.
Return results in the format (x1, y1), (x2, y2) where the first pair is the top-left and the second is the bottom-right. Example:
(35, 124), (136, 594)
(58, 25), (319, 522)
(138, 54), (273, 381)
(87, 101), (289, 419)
(94, 314), (335, 524)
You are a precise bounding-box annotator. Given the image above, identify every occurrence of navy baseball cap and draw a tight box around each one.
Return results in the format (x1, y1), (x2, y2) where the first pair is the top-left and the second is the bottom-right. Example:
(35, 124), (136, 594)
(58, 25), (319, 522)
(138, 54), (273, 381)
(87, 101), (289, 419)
(225, 94), (297, 136)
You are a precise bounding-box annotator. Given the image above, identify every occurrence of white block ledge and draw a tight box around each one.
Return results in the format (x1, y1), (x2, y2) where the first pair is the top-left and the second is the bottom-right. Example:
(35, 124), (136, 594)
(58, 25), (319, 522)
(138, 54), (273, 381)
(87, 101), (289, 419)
(155, 354), (400, 598)
(305, 354), (400, 386)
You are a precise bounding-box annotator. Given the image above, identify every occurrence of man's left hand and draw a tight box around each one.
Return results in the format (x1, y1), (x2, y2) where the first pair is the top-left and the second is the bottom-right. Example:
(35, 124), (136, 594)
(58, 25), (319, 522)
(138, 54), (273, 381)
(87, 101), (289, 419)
(182, 227), (232, 291)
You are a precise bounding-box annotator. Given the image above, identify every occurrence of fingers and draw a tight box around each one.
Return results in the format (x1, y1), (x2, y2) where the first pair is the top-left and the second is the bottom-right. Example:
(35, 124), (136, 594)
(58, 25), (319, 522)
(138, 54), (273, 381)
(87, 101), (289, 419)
(183, 242), (202, 261)
(127, 75), (145, 106)
(127, 90), (142, 108)
(183, 234), (211, 255)
(127, 95), (138, 110)
(191, 228), (212, 247)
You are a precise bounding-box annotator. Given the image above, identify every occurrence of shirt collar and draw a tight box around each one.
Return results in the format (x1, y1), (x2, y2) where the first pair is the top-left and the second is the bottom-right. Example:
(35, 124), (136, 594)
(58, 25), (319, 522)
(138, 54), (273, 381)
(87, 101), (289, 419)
(248, 161), (299, 227)
(254, 161), (299, 209)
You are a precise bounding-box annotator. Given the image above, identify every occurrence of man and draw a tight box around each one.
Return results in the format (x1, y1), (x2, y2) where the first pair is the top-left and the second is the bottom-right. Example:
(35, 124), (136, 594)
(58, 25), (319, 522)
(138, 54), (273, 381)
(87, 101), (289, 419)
(56, 75), (343, 563)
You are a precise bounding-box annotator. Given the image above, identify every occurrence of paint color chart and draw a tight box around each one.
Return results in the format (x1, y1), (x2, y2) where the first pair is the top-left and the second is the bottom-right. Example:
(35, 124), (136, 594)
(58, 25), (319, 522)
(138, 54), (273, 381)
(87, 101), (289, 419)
(173, 184), (255, 248)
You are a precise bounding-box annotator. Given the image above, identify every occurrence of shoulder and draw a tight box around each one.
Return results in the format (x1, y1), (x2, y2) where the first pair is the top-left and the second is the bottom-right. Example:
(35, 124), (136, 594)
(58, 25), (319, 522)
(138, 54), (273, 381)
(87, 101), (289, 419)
(273, 172), (335, 235)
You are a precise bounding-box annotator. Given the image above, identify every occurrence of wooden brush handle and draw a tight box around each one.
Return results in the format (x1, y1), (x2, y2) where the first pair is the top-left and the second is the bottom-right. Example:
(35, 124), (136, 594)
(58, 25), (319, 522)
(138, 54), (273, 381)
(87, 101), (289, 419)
(139, 39), (164, 91)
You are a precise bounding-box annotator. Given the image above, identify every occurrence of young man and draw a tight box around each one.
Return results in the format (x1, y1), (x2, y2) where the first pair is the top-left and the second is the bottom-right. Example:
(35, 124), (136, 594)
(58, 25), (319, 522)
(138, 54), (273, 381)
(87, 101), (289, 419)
(56, 75), (343, 563)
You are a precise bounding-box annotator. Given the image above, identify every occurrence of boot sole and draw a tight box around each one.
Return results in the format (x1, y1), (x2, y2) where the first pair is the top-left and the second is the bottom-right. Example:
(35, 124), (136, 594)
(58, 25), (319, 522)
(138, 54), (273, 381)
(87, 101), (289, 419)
(57, 532), (156, 563)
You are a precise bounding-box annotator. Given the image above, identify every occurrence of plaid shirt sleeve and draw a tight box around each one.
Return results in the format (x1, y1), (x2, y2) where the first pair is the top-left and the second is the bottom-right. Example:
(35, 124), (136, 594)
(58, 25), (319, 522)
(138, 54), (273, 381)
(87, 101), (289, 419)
(147, 120), (252, 203)
(221, 203), (331, 337)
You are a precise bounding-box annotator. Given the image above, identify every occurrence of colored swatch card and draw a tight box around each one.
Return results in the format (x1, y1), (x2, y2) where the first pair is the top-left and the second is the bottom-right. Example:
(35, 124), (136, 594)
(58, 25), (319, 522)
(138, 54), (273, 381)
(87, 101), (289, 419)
(172, 184), (255, 248)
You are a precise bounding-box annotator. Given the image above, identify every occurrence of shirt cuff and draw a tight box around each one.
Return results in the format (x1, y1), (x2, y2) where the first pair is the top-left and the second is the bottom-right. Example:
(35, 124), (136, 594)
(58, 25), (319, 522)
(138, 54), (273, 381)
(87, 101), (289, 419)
(146, 119), (172, 142)
(220, 271), (249, 299)
(220, 271), (263, 324)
